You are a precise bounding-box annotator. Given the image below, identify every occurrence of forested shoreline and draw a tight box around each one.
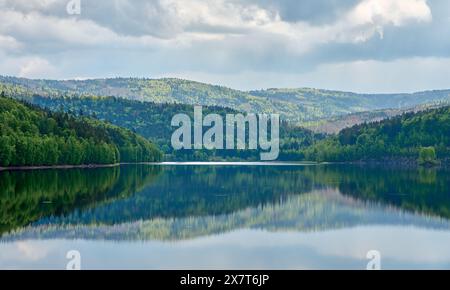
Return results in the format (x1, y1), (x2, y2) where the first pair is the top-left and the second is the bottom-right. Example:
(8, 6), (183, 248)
(25, 94), (450, 165)
(0, 93), (162, 167)
(1, 87), (450, 166)
(301, 106), (450, 165)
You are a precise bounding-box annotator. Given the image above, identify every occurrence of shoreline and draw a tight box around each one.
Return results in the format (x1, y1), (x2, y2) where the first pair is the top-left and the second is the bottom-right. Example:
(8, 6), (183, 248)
(0, 163), (121, 172)
(346, 157), (450, 169)
(1, 159), (449, 172)
(0, 161), (322, 171)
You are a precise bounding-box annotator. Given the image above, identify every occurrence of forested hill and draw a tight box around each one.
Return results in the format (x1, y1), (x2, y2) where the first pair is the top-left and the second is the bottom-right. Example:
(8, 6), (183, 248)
(0, 94), (162, 167)
(305, 102), (448, 134)
(1, 75), (450, 123)
(302, 106), (450, 163)
(28, 95), (321, 161)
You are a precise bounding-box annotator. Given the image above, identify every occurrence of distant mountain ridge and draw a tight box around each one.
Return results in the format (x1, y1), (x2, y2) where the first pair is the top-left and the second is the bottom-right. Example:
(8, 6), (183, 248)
(2, 75), (450, 123)
(305, 102), (450, 134)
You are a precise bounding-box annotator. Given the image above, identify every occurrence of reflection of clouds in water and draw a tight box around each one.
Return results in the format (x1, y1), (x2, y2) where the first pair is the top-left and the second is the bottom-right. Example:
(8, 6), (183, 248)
(1, 188), (450, 269)
(2, 165), (450, 269)
(1, 227), (450, 269)
(175, 227), (450, 267)
(16, 242), (50, 261)
(0, 241), (53, 269)
(6, 188), (449, 242)
(285, 226), (450, 265)
(0, 242), (50, 263)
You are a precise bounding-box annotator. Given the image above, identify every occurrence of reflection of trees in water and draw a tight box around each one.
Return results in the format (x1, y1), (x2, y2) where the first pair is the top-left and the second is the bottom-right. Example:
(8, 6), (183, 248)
(1, 164), (450, 241)
(39, 166), (319, 226)
(4, 188), (450, 242)
(302, 165), (450, 219)
(0, 165), (161, 236)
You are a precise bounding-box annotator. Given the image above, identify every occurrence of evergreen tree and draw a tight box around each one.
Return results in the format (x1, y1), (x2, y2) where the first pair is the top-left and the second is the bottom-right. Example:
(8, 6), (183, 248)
(0, 97), (162, 167)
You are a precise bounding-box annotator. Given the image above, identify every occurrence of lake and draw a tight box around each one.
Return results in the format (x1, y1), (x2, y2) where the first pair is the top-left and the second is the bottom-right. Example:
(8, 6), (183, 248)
(1, 163), (450, 270)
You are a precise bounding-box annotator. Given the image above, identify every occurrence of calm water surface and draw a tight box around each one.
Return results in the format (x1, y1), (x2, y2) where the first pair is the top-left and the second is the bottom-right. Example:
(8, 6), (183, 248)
(1, 164), (450, 269)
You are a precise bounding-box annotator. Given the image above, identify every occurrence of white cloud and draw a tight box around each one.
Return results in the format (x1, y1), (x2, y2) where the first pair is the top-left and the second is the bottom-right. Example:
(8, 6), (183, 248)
(16, 57), (58, 78)
(16, 242), (50, 261)
(345, 0), (432, 40)
(0, 0), (447, 92)
(0, 51), (57, 79)
(0, 35), (22, 51)
(0, 0), (60, 12)
(351, 0), (432, 26)
(280, 0), (432, 52)
(0, 0), (433, 52)
(148, 0), (433, 54)
(0, 10), (119, 47)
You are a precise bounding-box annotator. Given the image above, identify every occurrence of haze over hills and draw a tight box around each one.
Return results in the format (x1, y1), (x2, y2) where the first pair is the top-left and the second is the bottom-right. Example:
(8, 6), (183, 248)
(1, 75), (450, 124)
(306, 102), (450, 134)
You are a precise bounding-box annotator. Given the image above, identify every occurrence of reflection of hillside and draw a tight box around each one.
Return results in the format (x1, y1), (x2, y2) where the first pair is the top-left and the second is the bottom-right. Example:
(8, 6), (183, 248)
(34, 165), (450, 227)
(300, 165), (450, 219)
(37, 166), (318, 226)
(0, 166), (161, 236)
(2, 164), (450, 242)
(3, 188), (450, 242)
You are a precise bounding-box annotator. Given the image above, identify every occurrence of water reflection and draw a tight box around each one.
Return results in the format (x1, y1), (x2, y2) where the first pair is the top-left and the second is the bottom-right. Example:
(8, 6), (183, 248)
(1, 164), (450, 269)
(0, 166), (160, 235)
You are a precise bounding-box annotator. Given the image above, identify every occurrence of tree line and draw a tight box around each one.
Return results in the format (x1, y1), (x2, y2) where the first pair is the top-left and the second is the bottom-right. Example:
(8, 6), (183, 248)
(301, 106), (450, 163)
(0, 93), (162, 167)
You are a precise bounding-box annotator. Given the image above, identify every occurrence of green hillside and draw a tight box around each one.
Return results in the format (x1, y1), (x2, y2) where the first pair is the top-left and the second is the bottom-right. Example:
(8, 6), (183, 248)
(28, 95), (321, 161)
(251, 88), (450, 114)
(0, 94), (162, 167)
(303, 106), (450, 163)
(2, 76), (450, 123)
(305, 102), (449, 134)
(3, 75), (450, 163)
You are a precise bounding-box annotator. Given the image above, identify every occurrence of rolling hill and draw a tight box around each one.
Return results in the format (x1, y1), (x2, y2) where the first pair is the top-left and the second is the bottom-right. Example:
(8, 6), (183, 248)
(26, 95), (321, 161)
(302, 106), (450, 163)
(2, 75), (450, 163)
(2, 75), (450, 123)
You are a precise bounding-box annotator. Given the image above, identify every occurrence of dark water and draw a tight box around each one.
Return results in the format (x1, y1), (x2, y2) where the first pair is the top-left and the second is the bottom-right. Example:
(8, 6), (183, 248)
(1, 164), (450, 269)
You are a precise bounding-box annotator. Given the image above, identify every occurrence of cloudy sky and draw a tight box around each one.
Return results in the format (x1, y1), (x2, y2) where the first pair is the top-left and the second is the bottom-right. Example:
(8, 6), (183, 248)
(0, 0), (449, 92)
